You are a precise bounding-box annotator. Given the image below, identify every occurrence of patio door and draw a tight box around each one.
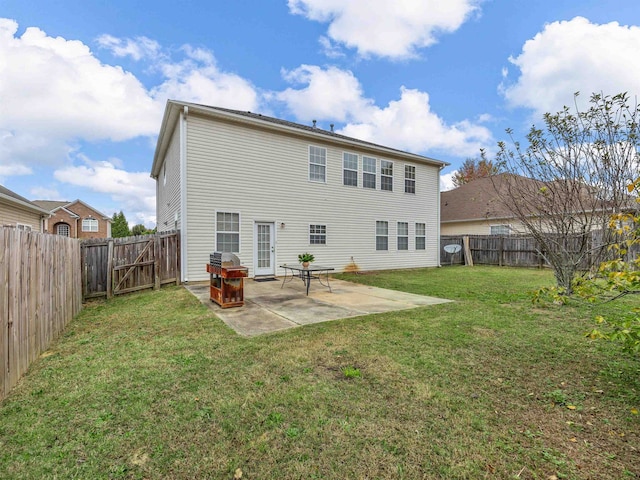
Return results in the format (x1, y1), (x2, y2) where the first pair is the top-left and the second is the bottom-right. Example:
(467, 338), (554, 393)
(254, 222), (275, 276)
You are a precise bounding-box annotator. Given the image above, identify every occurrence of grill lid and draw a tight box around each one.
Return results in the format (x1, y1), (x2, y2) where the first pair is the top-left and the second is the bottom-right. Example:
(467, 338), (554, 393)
(210, 252), (241, 268)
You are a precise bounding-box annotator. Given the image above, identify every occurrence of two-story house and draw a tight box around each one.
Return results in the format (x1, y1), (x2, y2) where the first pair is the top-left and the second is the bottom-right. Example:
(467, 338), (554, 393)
(32, 199), (112, 239)
(151, 101), (447, 282)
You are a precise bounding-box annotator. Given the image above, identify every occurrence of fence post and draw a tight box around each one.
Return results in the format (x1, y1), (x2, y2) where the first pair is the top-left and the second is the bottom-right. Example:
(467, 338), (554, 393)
(154, 235), (161, 290)
(106, 239), (114, 299)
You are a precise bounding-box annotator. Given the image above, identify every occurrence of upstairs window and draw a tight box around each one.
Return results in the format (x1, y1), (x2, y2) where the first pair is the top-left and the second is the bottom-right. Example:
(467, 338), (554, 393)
(376, 221), (388, 251)
(82, 218), (98, 232)
(363, 156), (376, 189)
(381, 160), (393, 191)
(309, 146), (326, 183)
(397, 222), (408, 250)
(309, 224), (326, 245)
(343, 153), (358, 187)
(216, 212), (240, 252)
(415, 223), (426, 250)
(404, 165), (416, 194)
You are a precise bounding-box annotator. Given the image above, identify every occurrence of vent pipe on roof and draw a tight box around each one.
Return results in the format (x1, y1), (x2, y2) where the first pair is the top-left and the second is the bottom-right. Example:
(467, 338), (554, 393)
(312, 119), (316, 128)
(330, 124), (334, 132)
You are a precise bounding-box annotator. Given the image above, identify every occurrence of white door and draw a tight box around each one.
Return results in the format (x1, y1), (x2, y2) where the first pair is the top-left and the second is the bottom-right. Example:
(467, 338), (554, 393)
(254, 222), (275, 276)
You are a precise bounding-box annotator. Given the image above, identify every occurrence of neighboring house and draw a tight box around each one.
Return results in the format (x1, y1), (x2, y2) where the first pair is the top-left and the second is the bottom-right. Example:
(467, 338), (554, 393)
(0, 185), (50, 232)
(440, 173), (629, 236)
(32, 199), (112, 239)
(151, 101), (448, 282)
(440, 175), (526, 236)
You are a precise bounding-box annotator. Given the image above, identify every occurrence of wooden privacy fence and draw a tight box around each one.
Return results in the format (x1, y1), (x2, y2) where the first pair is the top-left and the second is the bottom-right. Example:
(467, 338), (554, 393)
(81, 232), (180, 299)
(0, 227), (82, 401)
(441, 233), (640, 268)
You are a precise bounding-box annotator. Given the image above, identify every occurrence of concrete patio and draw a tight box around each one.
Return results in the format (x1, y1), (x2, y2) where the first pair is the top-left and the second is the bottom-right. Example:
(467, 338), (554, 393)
(185, 276), (452, 336)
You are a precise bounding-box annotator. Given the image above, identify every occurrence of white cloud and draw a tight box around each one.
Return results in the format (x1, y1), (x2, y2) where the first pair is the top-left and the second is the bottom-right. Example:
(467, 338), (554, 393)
(0, 19), (262, 177)
(151, 46), (259, 110)
(30, 186), (61, 200)
(96, 34), (162, 61)
(54, 156), (156, 226)
(502, 17), (640, 116)
(276, 65), (492, 157)
(275, 65), (373, 122)
(440, 171), (457, 191)
(288, 0), (480, 59)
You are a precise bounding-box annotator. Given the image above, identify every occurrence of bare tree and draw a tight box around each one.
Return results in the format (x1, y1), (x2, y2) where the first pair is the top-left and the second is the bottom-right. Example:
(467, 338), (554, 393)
(486, 92), (640, 294)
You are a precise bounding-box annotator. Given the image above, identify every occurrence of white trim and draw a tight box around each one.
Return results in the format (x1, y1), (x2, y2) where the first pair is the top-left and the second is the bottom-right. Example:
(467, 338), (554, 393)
(380, 159), (394, 192)
(308, 145), (327, 183)
(342, 151), (358, 187)
(404, 164), (416, 194)
(309, 223), (327, 245)
(375, 220), (389, 251)
(253, 221), (276, 277)
(215, 211), (241, 253)
(180, 106), (188, 281)
(362, 156), (377, 189)
(397, 221), (409, 251)
(490, 224), (512, 235)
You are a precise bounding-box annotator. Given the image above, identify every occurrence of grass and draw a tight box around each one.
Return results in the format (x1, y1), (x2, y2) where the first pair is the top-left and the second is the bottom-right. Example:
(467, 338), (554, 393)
(0, 266), (638, 479)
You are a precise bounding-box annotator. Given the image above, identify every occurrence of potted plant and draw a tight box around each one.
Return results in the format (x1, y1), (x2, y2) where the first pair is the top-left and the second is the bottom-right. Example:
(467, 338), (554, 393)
(298, 252), (315, 268)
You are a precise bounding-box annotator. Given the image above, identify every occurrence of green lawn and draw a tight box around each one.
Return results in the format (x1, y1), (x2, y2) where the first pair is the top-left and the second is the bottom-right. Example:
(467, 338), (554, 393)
(1, 266), (638, 479)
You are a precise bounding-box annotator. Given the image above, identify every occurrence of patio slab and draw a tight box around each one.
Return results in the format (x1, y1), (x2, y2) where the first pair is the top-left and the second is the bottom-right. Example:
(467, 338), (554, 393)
(185, 276), (452, 336)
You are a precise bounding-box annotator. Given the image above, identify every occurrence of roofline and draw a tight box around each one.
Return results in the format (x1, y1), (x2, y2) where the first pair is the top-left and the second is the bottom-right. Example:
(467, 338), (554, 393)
(151, 100), (449, 178)
(0, 192), (51, 216)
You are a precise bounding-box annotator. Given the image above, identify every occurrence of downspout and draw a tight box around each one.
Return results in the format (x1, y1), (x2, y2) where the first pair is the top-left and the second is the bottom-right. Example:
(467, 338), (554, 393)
(179, 105), (188, 282)
(437, 164), (445, 267)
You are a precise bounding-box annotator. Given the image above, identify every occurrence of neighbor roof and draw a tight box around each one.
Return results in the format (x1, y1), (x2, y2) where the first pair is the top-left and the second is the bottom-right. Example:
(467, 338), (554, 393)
(440, 174), (539, 223)
(151, 100), (448, 178)
(32, 200), (70, 212)
(0, 185), (51, 215)
(32, 199), (111, 221)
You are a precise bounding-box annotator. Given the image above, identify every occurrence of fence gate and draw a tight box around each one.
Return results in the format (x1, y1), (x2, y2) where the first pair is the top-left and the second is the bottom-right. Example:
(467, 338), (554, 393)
(81, 232), (180, 299)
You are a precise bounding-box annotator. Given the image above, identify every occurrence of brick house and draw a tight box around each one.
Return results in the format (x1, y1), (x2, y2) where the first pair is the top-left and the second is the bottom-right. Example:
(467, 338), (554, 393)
(32, 199), (112, 239)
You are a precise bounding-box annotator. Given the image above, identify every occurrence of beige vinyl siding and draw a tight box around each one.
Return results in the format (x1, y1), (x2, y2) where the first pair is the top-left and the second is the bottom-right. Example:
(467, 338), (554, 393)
(0, 201), (43, 232)
(441, 219), (529, 236)
(183, 113), (441, 281)
(156, 124), (182, 232)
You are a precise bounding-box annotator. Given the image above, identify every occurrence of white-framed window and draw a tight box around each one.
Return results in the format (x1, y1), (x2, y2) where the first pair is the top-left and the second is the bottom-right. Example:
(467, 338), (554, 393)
(363, 156), (376, 189)
(82, 218), (98, 232)
(404, 165), (416, 194)
(56, 223), (70, 237)
(309, 145), (326, 182)
(490, 224), (512, 235)
(343, 152), (358, 187)
(381, 160), (393, 191)
(415, 223), (426, 250)
(163, 163), (167, 186)
(397, 222), (409, 250)
(309, 224), (326, 245)
(376, 221), (388, 251)
(17, 223), (32, 232)
(216, 212), (240, 253)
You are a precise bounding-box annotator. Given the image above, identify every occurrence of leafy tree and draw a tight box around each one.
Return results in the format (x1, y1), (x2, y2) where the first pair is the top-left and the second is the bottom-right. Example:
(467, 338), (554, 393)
(583, 177), (640, 355)
(111, 211), (130, 238)
(452, 157), (501, 187)
(486, 92), (640, 294)
(131, 224), (154, 236)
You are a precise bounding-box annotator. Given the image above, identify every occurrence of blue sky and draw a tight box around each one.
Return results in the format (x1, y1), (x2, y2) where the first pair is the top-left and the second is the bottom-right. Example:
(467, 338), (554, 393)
(1, 1), (639, 227)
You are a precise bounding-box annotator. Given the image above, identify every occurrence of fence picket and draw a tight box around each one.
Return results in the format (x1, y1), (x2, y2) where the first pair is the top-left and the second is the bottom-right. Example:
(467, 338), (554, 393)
(0, 228), (82, 402)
